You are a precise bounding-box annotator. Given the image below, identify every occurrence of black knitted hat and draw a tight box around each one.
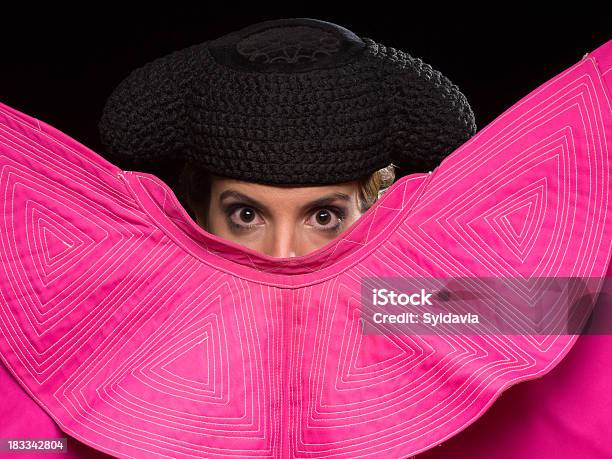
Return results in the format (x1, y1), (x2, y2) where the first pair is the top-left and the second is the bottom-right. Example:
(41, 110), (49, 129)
(98, 17), (477, 186)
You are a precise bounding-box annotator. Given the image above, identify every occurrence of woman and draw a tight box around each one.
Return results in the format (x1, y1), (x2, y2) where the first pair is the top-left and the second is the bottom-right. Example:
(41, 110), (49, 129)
(98, 17), (476, 258)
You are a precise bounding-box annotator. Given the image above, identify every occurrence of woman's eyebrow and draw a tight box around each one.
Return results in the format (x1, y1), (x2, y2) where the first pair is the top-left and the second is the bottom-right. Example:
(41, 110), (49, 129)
(219, 190), (265, 209)
(303, 193), (351, 209)
(219, 190), (351, 212)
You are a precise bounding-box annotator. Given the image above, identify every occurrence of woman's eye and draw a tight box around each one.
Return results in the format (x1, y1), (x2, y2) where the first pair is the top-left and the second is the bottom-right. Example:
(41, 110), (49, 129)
(227, 206), (263, 230)
(306, 208), (345, 232)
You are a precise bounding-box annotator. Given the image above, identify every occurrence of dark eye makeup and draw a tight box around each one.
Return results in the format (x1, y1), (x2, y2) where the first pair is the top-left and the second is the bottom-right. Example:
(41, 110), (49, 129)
(308, 206), (346, 233)
(224, 204), (262, 232)
(222, 202), (347, 234)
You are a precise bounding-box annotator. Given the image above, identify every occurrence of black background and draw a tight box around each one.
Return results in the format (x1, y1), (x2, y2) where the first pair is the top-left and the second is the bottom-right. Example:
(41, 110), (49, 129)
(0, 6), (609, 180)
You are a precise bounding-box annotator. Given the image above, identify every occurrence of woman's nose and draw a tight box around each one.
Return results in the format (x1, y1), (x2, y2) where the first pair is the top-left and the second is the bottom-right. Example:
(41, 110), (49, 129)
(268, 222), (298, 258)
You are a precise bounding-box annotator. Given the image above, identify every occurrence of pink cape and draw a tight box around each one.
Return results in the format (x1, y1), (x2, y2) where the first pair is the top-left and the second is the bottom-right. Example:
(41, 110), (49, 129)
(0, 40), (610, 458)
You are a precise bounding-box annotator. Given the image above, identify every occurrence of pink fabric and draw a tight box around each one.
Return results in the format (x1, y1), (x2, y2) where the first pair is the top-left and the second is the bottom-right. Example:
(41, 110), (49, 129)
(0, 39), (610, 458)
(420, 261), (612, 458)
(0, 359), (111, 458)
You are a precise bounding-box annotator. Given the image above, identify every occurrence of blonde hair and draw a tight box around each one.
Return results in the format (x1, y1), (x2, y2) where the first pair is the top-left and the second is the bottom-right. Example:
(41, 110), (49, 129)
(356, 163), (397, 213)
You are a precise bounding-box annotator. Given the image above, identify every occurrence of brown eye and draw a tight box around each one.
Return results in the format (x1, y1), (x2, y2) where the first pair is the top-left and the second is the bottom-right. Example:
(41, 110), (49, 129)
(306, 207), (346, 233)
(240, 207), (256, 223)
(226, 205), (264, 231)
(315, 209), (331, 225)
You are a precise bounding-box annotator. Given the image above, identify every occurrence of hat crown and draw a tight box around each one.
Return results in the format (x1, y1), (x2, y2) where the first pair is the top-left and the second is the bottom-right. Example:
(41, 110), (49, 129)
(98, 18), (477, 188)
(207, 17), (367, 73)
